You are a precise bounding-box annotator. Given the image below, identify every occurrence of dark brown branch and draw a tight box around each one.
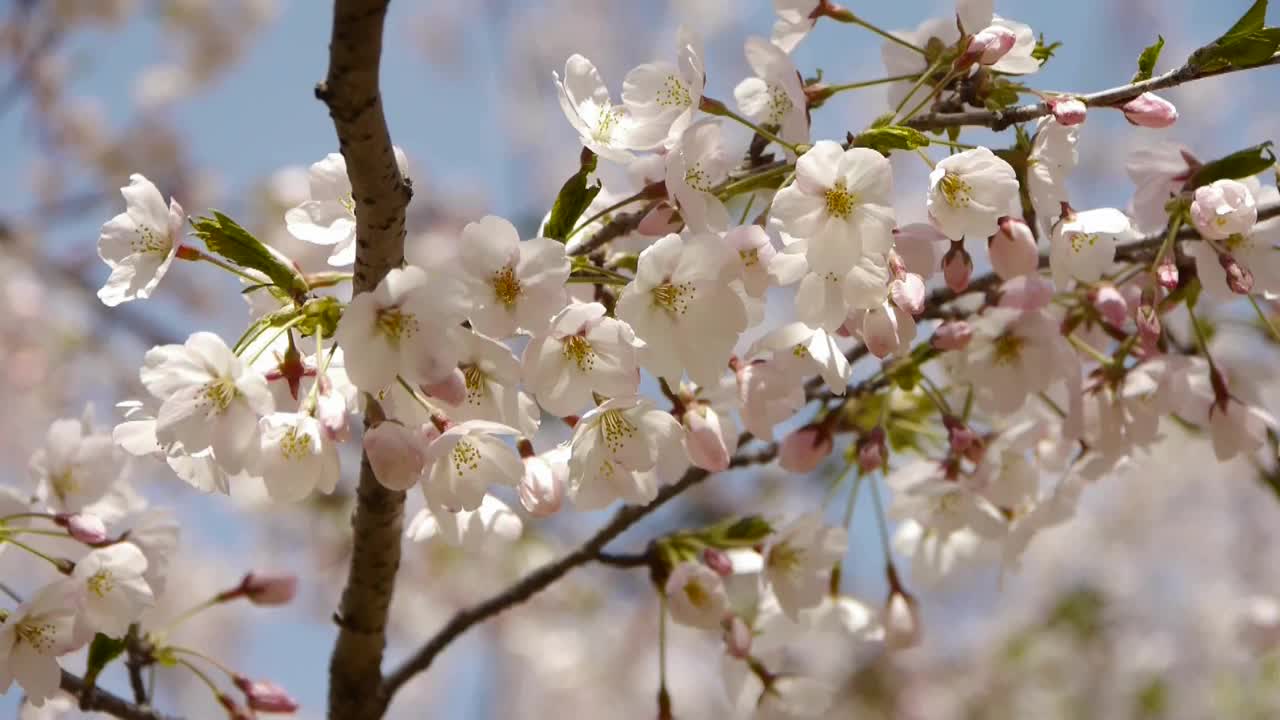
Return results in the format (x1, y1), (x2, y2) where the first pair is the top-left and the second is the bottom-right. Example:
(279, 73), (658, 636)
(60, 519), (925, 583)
(596, 550), (654, 568)
(60, 671), (174, 720)
(316, 1), (410, 719)
(568, 201), (656, 257)
(906, 53), (1280, 132)
(124, 624), (149, 706)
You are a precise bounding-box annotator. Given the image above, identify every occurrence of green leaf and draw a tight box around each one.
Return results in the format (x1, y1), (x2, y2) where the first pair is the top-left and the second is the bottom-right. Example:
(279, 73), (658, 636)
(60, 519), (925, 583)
(1227, 0), (1269, 36)
(543, 151), (602, 242)
(1133, 35), (1165, 81)
(83, 633), (127, 691)
(297, 296), (343, 339)
(850, 125), (931, 156)
(714, 516), (774, 546)
(1188, 0), (1280, 71)
(1031, 34), (1062, 64)
(1185, 140), (1276, 189)
(192, 212), (309, 299)
(983, 78), (1026, 111)
(869, 112), (896, 129)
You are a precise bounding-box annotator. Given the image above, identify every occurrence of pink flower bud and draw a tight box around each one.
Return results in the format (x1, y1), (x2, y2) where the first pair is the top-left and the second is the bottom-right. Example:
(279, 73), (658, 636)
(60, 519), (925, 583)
(1050, 97), (1087, 126)
(893, 223), (947, 279)
(702, 547), (734, 577)
(241, 572), (297, 606)
(1156, 256), (1179, 289)
(363, 421), (426, 491)
(1191, 178), (1257, 240)
(1090, 284), (1129, 328)
(778, 425), (832, 473)
(884, 590), (921, 649)
(683, 408), (731, 472)
(722, 614), (752, 659)
(217, 694), (254, 720)
(638, 203), (682, 236)
(1136, 304), (1162, 346)
(421, 367), (467, 407)
(1220, 253), (1255, 294)
(233, 676), (300, 714)
(942, 416), (980, 455)
(316, 391), (350, 442)
(959, 24), (1017, 67)
(860, 304), (914, 359)
(60, 513), (107, 544)
(857, 428), (886, 473)
(942, 242), (973, 293)
(519, 453), (566, 517)
(932, 320), (973, 351)
(988, 216), (1039, 280)
(998, 275), (1054, 312)
(889, 273), (926, 316)
(1121, 92), (1178, 128)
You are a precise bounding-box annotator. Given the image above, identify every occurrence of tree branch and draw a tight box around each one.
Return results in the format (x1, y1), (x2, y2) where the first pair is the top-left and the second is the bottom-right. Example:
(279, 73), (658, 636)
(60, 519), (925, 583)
(60, 671), (175, 720)
(381, 438), (778, 703)
(315, 1), (410, 718)
(906, 53), (1280, 131)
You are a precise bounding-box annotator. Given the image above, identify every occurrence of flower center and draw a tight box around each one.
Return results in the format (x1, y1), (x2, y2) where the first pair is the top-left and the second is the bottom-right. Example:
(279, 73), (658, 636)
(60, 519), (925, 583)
(1068, 232), (1098, 253)
(376, 307), (419, 343)
(562, 335), (596, 372)
(491, 265), (522, 308)
(130, 225), (171, 255)
(1224, 233), (1247, 252)
(791, 344), (810, 359)
(657, 74), (691, 108)
(593, 102), (621, 144)
(88, 569), (116, 598)
(684, 163), (714, 192)
(824, 180), (857, 219)
(683, 581), (710, 608)
(992, 331), (1025, 366)
(463, 365), (486, 405)
(767, 84), (793, 125)
(938, 172), (973, 209)
(50, 469), (79, 502)
(16, 620), (58, 653)
(599, 409), (638, 455)
(739, 248), (760, 268)
(200, 378), (238, 413)
(450, 439), (481, 476)
(651, 282), (694, 315)
(767, 542), (804, 573)
(279, 426), (313, 460)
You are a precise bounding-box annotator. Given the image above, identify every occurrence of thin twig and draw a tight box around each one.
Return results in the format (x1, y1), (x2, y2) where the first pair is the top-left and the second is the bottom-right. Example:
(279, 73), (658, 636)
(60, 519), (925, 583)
(59, 671), (176, 720)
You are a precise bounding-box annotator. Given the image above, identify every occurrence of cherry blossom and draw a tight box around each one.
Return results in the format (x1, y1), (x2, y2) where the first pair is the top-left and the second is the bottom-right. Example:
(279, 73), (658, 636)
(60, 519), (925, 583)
(734, 37), (809, 150)
(0, 583), (80, 706)
(664, 120), (734, 231)
(66, 542), (155, 638)
(1126, 142), (1198, 233)
(1121, 92), (1178, 128)
(519, 445), (569, 517)
(421, 420), (523, 512)
(443, 330), (539, 436)
(96, 173), (185, 307)
(927, 147), (1018, 241)
(407, 494), (523, 550)
(723, 225), (806, 298)
(794, 250), (890, 332)
(988, 216), (1039, 280)
(736, 359), (806, 441)
(749, 322), (851, 394)
(29, 412), (120, 513)
(140, 332), (274, 474)
(888, 461), (1005, 539)
(363, 421), (431, 492)
(333, 265), (469, 393)
(1188, 183), (1280, 299)
(665, 562), (730, 629)
(555, 54), (640, 163)
(457, 215), (570, 338)
(113, 399), (231, 495)
(257, 412), (340, 502)
(285, 148), (410, 266)
(1190, 178), (1257, 240)
(1049, 207), (1130, 288)
(621, 26), (705, 149)
(522, 302), (641, 418)
(615, 232), (747, 387)
(1025, 116), (1079, 228)
(682, 400), (738, 473)
(771, 0), (820, 53)
(567, 397), (686, 510)
(947, 305), (1077, 414)
(763, 513), (846, 619)
(852, 301), (917, 359)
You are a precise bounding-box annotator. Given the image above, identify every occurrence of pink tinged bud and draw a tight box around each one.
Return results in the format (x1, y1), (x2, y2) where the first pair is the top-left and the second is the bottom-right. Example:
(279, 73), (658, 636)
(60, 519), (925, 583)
(1136, 304), (1162, 345)
(60, 513), (107, 544)
(702, 547), (734, 577)
(638, 203), (682, 236)
(241, 572), (298, 606)
(889, 273), (926, 316)
(217, 694), (254, 720)
(518, 455), (566, 517)
(1156, 256), (1179, 289)
(364, 421), (426, 491)
(989, 217), (1039, 280)
(932, 320), (973, 351)
(778, 425), (833, 473)
(1121, 92), (1178, 128)
(316, 391), (349, 442)
(942, 416), (979, 455)
(942, 242), (973, 293)
(421, 367), (466, 407)
(1091, 284), (1129, 328)
(234, 676), (300, 714)
(960, 25), (1017, 67)
(683, 409), (731, 472)
(722, 614), (753, 660)
(1220, 253), (1255, 294)
(1191, 178), (1258, 240)
(884, 590), (922, 649)
(1050, 98), (1087, 126)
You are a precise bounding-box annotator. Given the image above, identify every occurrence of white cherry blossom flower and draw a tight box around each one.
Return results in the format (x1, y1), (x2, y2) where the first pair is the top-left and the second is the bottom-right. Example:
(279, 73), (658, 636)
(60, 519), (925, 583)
(615, 232), (747, 387)
(888, 461), (1005, 539)
(568, 397), (686, 510)
(96, 174), (185, 307)
(734, 37), (809, 149)
(442, 330), (539, 436)
(736, 359), (806, 441)
(794, 251), (889, 332)
(1190, 178), (1257, 240)
(927, 147), (1019, 241)
(113, 400), (231, 495)
(519, 445), (569, 517)
(771, 141), (895, 274)
(333, 265), (469, 393)
(458, 215), (569, 338)
(621, 26), (705, 149)
(67, 542), (154, 638)
(555, 54), (640, 163)
(1126, 142), (1198, 233)
(1188, 183), (1280, 299)
(140, 332), (274, 474)
(723, 225), (805, 298)
(421, 420), (523, 512)
(749, 322), (851, 395)
(947, 306), (1077, 414)
(771, 0), (820, 52)
(763, 513), (846, 619)
(0, 583), (80, 706)
(284, 148), (410, 266)
(665, 562), (730, 630)
(1049, 207), (1130, 288)
(664, 120), (734, 232)
(29, 412), (121, 513)
(522, 302), (641, 417)
(406, 494), (523, 550)
(257, 413), (340, 502)
(852, 300), (917, 359)
(1026, 116), (1079, 227)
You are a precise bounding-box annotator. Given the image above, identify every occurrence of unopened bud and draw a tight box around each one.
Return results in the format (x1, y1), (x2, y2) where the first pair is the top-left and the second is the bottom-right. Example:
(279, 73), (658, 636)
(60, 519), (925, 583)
(316, 391), (350, 442)
(957, 24), (1017, 68)
(519, 453), (567, 517)
(702, 547), (734, 577)
(1090, 284), (1129, 328)
(364, 421), (426, 491)
(59, 512), (107, 545)
(217, 694), (254, 720)
(233, 676), (300, 714)
(1219, 253), (1255, 294)
(884, 589), (921, 650)
(989, 216), (1039, 280)
(942, 242), (973, 293)
(240, 572), (297, 606)
(1121, 92), (1178, 128)
(1156, 256), (1179, 289)
(1191, 179), (1257, 240)
(722, 614), (753, 659)
(778, 425), (833, 473)
(421, 368), (466, 407)
(1050, 97), (1087, 126)
(1136, 304), (1161, 346)
(683, 408), (731, 472)
(889, 273), (926, 316)
(931, 320), (973, 351)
